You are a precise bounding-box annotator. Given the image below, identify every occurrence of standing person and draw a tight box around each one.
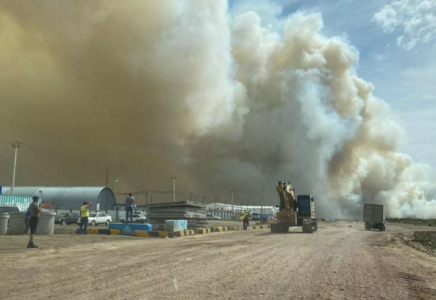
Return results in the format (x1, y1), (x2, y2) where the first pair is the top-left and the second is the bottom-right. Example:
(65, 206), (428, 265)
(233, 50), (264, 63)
(125, 193), (135, 223)
(243, 211), (250, 230)
(27, 196), (41, 248)
(79, 201), (93, 235)
(24, 207), (31, 234)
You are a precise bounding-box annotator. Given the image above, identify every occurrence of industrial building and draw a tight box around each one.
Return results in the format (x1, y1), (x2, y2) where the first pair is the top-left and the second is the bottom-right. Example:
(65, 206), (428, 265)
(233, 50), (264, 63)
(0, 186), (116, 211)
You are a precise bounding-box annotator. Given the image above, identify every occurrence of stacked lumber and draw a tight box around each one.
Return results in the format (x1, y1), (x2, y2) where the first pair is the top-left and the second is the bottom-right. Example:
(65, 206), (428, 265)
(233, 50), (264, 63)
(146, 201), (209, 230)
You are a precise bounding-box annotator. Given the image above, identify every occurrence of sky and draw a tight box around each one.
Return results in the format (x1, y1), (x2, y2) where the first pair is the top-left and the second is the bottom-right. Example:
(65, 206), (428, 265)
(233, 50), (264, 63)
(1, 0), (435, 218)
(231, 0), (436, 169)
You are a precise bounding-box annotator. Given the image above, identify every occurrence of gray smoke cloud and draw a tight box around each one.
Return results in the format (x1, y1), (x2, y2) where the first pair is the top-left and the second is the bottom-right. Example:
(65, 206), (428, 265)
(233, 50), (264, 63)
(0, 0), (435, 218)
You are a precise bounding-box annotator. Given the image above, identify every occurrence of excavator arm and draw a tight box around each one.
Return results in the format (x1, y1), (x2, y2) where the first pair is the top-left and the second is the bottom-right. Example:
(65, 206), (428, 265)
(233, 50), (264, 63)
(276, 181), (296, 215)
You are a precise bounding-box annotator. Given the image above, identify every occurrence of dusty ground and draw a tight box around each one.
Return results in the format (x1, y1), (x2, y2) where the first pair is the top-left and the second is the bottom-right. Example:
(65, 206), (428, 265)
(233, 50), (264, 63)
(1, 222), (436, 300)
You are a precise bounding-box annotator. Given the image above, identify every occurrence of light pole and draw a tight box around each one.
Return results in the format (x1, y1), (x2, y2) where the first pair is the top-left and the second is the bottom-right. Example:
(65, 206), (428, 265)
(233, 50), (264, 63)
(171, 176), (177, 202)
(11, 141), (20, 196)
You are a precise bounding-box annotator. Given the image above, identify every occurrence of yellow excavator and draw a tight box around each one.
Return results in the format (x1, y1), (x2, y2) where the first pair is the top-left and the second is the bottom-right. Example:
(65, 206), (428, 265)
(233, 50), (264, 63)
(271, 181), (317, 233)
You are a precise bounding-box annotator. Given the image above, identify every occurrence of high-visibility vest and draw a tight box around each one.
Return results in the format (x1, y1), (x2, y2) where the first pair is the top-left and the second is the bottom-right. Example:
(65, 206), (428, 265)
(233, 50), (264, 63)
(80, 205), (89, 217)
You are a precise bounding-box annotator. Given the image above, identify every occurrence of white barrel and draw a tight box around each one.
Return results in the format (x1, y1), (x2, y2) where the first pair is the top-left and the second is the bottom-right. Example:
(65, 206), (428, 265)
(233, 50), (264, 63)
(0, 213), (9, 235)
(36, 211), (56, 235)
(8, 212), (26, 235)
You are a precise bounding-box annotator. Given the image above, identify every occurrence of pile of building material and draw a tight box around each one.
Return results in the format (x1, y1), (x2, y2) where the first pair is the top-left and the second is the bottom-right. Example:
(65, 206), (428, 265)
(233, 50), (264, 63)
(146, 201), (209, 230)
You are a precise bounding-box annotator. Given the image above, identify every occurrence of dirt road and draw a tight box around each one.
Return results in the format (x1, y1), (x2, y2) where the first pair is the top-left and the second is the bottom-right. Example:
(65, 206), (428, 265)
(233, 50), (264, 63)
(1, 222), (435, 300)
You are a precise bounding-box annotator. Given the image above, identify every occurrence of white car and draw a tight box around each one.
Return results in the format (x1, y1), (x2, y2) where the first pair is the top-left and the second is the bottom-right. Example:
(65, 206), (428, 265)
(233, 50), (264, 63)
(77, 213), (112, 226)
(206, 213), (221, 220)
(119, 212), (147, 223)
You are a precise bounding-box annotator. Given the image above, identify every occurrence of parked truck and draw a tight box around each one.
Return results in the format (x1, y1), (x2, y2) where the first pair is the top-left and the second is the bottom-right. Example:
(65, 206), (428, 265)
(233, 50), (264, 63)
(363, 203), (385, 231)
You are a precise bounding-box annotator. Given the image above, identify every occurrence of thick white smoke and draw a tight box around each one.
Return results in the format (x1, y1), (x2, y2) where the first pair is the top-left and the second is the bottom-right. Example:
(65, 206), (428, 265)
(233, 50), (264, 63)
(0, 1), (435, 218)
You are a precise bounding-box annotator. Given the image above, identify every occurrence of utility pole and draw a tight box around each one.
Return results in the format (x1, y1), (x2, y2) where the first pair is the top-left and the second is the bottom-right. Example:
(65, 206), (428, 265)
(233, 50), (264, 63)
(105, 168), (109, 187)
(171, 176), (177, 202)
(11, 141), (20, 196)
(202, 195), (205, 204)
(231, 190), (234, 218)
(145, 190), (148, 205)
(189, 192), (192, 201)
(261, 198), (264, 217)
(151, 194), (153, 204)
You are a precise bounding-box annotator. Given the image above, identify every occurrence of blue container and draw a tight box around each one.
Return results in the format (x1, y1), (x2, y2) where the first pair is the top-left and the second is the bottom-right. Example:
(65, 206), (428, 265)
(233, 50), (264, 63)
(108, 223), (152, 232)
(108, 223), (125, 230)
(165, 220), (188, 232)
(129, 223), (152, 231)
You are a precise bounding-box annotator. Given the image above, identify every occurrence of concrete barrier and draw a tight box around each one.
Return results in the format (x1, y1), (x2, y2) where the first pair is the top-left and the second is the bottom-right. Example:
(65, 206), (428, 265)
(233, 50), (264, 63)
(213, 227), (223, 232)
(185, 230), (195, 236)
(158, 231), (169, 238)
(87, 228), (99, 234)
(110, 229), (120, 235)
(134, 230), (150, 237)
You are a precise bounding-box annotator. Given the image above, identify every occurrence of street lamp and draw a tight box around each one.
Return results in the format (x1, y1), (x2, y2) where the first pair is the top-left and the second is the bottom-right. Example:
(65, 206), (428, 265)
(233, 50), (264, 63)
(114, 180), (118, 195)
(11, 141), (20, 196)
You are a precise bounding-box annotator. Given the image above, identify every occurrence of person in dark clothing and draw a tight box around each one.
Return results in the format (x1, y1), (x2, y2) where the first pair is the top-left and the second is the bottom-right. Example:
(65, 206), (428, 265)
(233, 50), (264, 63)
(243, 213), (250, 230)
(27, 196), (41, 248)
(125, 193), (135, 222)
(24, 207), (31, 234)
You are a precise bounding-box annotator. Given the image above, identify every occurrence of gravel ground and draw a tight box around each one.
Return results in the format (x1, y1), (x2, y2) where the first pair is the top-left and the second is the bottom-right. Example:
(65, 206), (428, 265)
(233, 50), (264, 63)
(1, 222), (435, 300)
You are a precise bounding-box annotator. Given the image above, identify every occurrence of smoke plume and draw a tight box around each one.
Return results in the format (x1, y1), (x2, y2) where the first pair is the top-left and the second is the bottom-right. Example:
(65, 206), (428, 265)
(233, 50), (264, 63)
(0, 0), (435, 218)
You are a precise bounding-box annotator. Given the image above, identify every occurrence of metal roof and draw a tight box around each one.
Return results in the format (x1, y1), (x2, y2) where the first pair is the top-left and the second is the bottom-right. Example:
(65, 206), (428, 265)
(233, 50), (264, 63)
(0, 186), (116, 210)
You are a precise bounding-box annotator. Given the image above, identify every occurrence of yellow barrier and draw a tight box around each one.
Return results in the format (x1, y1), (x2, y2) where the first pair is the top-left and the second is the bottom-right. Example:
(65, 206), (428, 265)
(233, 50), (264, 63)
(158, 231), (169, 238)
(134, 230), (150, 237)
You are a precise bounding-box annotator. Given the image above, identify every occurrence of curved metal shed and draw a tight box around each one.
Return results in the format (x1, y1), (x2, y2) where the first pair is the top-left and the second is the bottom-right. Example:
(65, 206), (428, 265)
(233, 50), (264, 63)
(1, 186), (115, 210)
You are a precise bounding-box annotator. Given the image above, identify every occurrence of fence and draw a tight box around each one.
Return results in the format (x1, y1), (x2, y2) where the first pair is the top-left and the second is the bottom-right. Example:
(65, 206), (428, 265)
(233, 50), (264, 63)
(207, 208), (274, 221)
(0, 195), (33, 211)
(45, 208), (146, 222)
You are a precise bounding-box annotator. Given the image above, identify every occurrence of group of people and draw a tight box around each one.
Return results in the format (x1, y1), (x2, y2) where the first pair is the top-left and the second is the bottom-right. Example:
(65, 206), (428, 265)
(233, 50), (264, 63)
(26, 193), (136, 248)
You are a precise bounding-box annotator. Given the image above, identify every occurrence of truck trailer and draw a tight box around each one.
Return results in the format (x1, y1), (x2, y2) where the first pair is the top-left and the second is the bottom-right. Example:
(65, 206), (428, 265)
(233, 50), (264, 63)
(363, 203), (385, 231)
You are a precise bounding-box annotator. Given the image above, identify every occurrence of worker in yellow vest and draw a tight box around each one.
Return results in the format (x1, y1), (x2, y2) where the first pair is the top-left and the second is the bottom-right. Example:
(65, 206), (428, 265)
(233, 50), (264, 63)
(79, 201), (93, 234)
